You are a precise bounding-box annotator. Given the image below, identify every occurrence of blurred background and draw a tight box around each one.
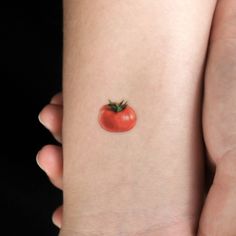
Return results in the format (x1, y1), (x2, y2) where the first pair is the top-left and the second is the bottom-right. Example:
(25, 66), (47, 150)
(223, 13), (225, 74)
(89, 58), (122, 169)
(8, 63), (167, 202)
(3, 1), (62, 235)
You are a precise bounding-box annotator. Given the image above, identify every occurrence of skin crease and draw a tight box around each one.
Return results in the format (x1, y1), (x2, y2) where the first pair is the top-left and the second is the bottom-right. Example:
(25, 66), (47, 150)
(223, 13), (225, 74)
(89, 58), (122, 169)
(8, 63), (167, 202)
(37, 0), (236, 235)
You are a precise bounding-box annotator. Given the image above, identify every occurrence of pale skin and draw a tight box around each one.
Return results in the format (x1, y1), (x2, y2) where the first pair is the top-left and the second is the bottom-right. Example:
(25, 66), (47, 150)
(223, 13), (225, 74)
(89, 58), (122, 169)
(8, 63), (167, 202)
(37, 0), (236, 235)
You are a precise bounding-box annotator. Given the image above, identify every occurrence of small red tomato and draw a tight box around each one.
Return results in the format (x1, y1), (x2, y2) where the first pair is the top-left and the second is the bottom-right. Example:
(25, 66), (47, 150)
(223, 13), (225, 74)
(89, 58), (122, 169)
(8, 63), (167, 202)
(98, 100), (137, 132)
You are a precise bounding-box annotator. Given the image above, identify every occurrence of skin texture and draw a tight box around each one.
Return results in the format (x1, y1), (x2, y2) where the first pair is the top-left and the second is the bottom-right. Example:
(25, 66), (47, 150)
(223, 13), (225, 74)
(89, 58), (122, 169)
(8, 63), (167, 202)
(61, 0), (217, 235)
(39, 0), (216, 235)
(37, 0), (236, 235)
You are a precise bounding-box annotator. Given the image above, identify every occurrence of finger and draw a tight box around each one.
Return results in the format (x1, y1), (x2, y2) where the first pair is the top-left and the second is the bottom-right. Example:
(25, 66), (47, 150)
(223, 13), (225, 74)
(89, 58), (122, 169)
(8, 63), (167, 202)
(210, 0), (236, 43)
(52, 205), (63, 228)
(38, 104), (63, 143)
(36, 145), (63, 189)
(200, 1), (236, 234)
(203, 0), (236, 166)
(198, 153), (236, 235)
(50, 92), (63, 105)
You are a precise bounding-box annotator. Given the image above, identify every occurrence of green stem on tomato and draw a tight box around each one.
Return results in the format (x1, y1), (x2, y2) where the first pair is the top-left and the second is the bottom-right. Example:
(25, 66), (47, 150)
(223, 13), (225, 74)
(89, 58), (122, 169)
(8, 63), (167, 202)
(108, 99), (128, 112)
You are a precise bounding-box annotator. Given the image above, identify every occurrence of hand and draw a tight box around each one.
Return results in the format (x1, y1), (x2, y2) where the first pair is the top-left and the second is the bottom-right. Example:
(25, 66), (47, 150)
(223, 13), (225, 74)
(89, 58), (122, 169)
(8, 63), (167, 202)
(197, 0), (236, 235)
(37, 1), (236, 233)
(37, 93), (63, 228)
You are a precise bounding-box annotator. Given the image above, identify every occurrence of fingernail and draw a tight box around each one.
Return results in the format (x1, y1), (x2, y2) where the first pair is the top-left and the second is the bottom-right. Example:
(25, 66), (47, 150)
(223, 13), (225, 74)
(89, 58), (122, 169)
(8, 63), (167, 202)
(38, 112), (44, 126)
(36, 150), (43, 170)
(55, 135), (62, 143)
(52, 212), (61, 228)
(38, 112), (49, 130)
(50, 97), (57, 105)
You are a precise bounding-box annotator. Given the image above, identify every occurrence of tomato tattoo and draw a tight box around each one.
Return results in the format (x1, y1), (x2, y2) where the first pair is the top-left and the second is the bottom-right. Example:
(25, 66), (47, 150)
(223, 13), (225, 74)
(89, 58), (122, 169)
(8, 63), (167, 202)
(98, 100), (137, 132)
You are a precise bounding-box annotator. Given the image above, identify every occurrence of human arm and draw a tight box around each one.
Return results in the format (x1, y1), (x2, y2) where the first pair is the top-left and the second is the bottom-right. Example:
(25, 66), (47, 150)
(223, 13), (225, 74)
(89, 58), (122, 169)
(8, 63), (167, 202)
(198, 0), (236, 235)
(38, 0), (217, 235)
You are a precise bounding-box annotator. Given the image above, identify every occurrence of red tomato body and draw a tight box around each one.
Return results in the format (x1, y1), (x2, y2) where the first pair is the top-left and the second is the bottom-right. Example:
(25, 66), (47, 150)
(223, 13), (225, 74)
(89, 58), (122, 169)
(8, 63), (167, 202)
(98, 105), (137, 132)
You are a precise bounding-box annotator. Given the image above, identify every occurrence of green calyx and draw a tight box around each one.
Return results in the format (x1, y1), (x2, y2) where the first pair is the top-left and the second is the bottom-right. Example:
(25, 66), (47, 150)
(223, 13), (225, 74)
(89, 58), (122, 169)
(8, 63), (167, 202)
(108, 99), (128, 112)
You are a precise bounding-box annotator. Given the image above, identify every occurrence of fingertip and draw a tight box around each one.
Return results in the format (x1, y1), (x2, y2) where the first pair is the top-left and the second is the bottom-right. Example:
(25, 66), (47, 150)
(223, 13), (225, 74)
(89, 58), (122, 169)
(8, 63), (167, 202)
(52, 206), (62, 228)
(36, 145), (63, 173)
(36, 150), (43, 170)
(38, 106), (50, 129)
(50, 93), (63, 105)
(35, 145), (63, 189)
(38, 104), (63, 136)
(38, 112), (46, 127)
(54, 135), (62, 143)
